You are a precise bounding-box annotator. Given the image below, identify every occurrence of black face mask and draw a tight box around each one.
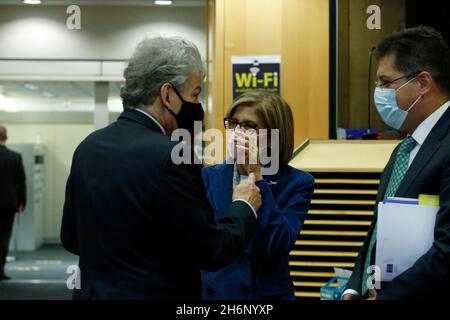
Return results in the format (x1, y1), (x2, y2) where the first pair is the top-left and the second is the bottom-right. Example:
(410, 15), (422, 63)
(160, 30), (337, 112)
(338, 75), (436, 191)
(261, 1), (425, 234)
(168, 84), (204, 137)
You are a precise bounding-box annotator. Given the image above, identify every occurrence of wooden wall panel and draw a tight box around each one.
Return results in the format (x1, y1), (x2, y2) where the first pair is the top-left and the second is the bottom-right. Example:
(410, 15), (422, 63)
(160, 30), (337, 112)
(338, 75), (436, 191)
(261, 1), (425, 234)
(338, 0), (406, 130)
(206, 0), (329, 164)
(337, 0), (350, 128)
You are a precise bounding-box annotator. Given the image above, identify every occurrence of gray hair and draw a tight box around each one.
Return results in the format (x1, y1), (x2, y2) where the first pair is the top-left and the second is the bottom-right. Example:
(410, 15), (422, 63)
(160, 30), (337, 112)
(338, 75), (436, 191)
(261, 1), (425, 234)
(120, 37), (205, 109)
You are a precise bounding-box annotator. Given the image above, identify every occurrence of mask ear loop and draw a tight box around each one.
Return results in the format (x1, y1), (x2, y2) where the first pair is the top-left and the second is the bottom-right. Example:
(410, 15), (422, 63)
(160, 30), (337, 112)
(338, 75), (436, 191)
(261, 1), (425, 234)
(169, 83), (186, 103)
(406, 95), (422, 112)
(396, 76), (418, 92)
(163, 83), (181, 118)
(395, 75), (422, 112)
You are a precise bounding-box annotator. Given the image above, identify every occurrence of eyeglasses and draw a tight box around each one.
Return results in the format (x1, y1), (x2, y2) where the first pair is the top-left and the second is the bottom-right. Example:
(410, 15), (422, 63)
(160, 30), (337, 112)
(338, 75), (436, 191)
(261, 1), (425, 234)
(224, 118), (258, 130)
(375, 71), (421, 88)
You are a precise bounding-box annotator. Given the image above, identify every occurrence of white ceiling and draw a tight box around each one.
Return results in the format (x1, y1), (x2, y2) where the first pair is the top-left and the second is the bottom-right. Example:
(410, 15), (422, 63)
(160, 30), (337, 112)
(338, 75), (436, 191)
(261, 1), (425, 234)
(0, 0), (205, 7)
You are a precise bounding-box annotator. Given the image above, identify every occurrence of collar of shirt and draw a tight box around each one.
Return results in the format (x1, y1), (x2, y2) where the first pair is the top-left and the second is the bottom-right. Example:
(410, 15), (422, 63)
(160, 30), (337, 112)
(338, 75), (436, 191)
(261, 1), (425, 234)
(411, 100), (450, 147)
(132, 107), (166, 135)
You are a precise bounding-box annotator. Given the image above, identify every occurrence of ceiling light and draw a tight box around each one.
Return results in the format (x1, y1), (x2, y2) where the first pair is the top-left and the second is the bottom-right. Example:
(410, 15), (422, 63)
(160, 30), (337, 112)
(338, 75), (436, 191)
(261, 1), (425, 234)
(154, 0), (173, 5)
(42, 91), (54, 98)
(24, 83), (40, 91)
(23, 0), (41, 4)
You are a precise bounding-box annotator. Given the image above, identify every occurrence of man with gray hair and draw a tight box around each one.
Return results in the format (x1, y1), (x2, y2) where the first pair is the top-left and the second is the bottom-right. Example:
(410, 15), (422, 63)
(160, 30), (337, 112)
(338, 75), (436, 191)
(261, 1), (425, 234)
(0, 125), (26, 281)
(61, 37), (261, 300)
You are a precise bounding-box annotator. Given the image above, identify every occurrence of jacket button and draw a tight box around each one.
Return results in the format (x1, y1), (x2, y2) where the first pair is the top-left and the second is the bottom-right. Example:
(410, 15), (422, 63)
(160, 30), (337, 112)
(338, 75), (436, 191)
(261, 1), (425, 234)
(242, 287), (249, 297)
(207, 286), (214, 296)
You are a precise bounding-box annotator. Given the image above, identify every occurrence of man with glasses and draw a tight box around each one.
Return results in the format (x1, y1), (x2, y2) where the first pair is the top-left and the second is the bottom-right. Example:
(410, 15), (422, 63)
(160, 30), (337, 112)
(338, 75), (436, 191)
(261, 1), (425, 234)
(343, 26), (450, 300)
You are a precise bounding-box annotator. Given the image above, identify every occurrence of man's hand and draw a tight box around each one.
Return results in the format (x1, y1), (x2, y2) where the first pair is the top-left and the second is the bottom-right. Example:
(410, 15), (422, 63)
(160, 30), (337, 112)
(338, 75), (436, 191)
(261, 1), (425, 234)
(232, 172), (262, 212)
(342, 293), (362, 300)
(342, 293), (354, 300)
(368, 289), (378, 300)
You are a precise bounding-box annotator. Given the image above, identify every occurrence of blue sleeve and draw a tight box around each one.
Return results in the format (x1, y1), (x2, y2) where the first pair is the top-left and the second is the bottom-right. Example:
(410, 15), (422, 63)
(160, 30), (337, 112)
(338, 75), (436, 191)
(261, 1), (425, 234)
(253, 174), (314, 259)
(201, 167), (210, 190)
(201, 167), (220, 220)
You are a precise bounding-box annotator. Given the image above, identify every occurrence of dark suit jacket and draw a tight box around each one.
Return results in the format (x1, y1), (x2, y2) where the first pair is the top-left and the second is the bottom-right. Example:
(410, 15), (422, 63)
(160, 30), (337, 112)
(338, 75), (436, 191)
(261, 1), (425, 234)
(60, 108), (257, 300)
(0, 144), (26, 213)
(347, 107), (450, 299)
(201, 163), (314, 300)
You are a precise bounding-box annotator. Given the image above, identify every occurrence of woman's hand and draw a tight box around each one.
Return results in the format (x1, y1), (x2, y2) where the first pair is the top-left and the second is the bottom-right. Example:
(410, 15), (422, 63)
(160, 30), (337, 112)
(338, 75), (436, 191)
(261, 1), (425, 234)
(234, 130), (263, 181)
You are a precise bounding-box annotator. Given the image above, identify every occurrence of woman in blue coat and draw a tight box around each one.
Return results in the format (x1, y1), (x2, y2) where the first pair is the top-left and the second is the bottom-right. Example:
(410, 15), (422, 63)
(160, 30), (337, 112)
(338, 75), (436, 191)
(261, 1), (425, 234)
(201, 91), (314, 300)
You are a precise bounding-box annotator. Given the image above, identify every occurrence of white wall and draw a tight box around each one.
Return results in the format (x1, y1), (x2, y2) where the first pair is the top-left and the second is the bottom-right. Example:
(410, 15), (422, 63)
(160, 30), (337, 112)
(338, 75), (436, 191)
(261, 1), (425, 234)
(0, 5), (205, 60)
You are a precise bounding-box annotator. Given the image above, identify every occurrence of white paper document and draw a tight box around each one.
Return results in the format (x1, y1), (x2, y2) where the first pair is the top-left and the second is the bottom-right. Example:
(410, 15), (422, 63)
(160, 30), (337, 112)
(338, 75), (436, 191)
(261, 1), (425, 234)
(375, 200), (439, 282)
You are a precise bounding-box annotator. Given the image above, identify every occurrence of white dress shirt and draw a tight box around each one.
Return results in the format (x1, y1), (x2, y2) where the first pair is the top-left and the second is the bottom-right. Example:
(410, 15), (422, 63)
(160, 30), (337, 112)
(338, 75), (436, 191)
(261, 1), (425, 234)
(408, 101), (450, 167)
(132, 107), (167, 135)
(342, 100), (450, 299)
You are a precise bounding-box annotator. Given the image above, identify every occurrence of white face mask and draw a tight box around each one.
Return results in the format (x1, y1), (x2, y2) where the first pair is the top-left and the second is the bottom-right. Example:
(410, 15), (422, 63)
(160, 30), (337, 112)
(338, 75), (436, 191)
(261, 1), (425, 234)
(374, 77), (422, 130)
(226, 130), (268, 163)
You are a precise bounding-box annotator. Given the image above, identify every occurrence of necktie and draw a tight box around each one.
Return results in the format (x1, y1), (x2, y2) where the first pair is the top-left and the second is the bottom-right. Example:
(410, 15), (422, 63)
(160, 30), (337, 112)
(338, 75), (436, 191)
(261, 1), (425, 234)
(361, 136), (417, 295)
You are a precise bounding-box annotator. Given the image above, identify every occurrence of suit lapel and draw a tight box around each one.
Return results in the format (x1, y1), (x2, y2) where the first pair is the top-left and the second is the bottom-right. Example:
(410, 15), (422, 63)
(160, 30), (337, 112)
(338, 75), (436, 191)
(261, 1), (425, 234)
(207, 164), (234, 218)
(377, 148), (398, 203)
(263, 169), (283, 194)
(206, 164), (282, 216)
(396, 138), (440, 196)
(396, 107), (450, 196)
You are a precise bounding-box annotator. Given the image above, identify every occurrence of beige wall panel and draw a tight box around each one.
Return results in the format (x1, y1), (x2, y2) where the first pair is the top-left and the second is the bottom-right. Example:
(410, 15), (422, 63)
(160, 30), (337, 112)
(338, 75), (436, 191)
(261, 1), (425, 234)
(207, 0), (329, 163)
(339, 0), (405, 129)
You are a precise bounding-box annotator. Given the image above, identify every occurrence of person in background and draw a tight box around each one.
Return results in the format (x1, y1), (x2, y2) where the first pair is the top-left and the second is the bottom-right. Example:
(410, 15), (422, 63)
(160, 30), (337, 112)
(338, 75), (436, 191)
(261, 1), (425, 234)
(0, 125), (26, 281)
(201, 91), (314, 300)
(343, 26), (450, 300)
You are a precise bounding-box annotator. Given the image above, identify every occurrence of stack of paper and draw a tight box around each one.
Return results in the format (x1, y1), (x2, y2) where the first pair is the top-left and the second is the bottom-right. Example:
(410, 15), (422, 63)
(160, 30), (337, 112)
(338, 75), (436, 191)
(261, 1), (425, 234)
(375, 195), (439, 282)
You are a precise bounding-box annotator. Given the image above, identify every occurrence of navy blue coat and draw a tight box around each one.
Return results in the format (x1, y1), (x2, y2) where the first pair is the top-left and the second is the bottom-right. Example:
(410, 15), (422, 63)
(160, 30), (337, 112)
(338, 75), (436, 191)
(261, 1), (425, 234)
(201, 163), (314, 300)
(60, 109), (257, 300)
(346, 106), (450, 299)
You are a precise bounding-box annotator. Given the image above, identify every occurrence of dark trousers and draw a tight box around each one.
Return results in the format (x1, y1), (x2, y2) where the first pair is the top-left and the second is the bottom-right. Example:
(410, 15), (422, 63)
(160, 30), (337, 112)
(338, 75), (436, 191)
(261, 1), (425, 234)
(0, 212), (15, 275)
